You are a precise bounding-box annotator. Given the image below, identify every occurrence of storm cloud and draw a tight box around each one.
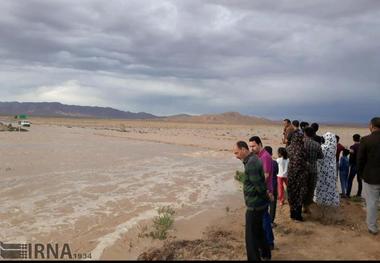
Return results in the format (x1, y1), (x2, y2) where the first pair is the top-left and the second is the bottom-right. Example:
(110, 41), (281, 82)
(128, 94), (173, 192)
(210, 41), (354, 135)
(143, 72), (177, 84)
(0, 0), (379, 122)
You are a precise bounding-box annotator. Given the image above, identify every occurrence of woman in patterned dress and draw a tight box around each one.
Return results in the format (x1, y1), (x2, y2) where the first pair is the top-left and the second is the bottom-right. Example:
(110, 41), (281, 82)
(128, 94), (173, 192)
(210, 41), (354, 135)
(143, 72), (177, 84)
(314, 132), (340, 207)
(286, 132), (307, 221)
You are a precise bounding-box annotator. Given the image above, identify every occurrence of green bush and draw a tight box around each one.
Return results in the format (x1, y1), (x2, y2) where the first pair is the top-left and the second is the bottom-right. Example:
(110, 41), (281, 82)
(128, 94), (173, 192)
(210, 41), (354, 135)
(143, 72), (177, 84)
(149, 206), (175, 240)
(234, 170), (245, 183)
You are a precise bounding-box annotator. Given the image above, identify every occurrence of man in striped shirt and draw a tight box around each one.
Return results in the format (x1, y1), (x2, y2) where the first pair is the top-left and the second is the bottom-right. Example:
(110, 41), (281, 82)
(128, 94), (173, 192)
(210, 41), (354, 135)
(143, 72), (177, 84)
(233, 141), (271, 261)
(303, 127), (324, 214)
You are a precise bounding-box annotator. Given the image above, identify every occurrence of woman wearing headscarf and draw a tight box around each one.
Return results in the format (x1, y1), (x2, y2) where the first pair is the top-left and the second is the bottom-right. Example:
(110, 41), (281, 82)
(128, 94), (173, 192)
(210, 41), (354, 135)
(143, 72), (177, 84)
(286, 132), (307, 221)
(314, 132), (340, 207)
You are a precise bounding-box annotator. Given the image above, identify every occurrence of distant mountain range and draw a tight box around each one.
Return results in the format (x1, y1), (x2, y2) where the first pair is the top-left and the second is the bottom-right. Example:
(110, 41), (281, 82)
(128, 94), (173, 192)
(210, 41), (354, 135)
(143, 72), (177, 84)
(0, 101), (276, 124)
(0, 101), (158, 119)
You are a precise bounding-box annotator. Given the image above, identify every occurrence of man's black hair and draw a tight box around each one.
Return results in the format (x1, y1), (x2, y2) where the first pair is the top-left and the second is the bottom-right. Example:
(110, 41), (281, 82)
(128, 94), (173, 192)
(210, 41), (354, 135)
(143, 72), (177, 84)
(371, 117), (380, 128)
(304, 127), (315, 138)
(353, 134), (361, 142)
(300, 121), (309, 129)
(311, 123), (319, 132)
(292, 120), (299, 128)
(249, 136), (262, 146)
(236, 141), (249, 150)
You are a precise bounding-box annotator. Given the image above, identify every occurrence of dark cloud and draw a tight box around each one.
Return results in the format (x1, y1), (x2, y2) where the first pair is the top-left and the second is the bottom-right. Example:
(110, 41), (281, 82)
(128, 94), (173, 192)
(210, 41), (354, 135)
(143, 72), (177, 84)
(0, 0), (379, 123)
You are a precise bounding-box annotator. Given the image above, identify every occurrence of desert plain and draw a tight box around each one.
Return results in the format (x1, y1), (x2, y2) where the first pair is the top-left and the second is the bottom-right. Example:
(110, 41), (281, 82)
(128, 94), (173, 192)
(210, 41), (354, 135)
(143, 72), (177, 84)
(0, 116), (379, 260)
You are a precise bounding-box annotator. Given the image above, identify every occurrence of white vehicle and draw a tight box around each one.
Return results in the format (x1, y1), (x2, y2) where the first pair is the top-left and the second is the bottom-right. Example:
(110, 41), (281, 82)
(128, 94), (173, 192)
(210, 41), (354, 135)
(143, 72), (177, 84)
(18, 120), (31, 127)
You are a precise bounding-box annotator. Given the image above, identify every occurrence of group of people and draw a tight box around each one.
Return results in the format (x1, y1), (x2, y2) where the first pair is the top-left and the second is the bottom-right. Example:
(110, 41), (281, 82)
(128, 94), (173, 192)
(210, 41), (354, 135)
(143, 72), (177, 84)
(233, 117), (380, 261)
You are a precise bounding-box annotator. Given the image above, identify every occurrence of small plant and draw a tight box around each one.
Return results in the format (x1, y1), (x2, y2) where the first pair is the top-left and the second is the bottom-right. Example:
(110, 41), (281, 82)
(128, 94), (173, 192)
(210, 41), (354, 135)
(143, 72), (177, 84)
(149, 206), (175, 240)
(137, 224), (149, 239)
(234, 170), (245, 183)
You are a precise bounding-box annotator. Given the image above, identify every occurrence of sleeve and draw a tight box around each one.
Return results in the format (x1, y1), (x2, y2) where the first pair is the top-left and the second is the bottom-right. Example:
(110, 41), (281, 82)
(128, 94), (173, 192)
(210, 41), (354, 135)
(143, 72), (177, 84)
(262, 157), (272, 174)
(287, 131), (293, 144)
(317, 144), (324, 159)
(357, 139), (367, 179)
(262, 157), (273, 193)
(245, 159), (266, 195)
(349, 145), (354, 153)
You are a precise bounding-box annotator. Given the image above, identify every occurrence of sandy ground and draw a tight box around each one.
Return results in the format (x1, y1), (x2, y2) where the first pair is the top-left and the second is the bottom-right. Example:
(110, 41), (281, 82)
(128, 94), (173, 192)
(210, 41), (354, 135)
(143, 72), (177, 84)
(139, 199), (380, 260)
(1, 117), (378, 260)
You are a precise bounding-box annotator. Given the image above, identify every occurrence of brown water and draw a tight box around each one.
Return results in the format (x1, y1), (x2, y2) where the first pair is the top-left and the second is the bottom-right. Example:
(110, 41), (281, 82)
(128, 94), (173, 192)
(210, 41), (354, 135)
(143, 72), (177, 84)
(0, 125), (241, 259)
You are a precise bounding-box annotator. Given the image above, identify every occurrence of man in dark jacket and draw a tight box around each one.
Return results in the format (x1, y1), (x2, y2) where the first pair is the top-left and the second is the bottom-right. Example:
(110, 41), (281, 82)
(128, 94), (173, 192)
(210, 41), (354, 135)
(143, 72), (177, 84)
(346, 134), (362, 197)
(233, 141), (271, 260)
(357, 117), (380, 235)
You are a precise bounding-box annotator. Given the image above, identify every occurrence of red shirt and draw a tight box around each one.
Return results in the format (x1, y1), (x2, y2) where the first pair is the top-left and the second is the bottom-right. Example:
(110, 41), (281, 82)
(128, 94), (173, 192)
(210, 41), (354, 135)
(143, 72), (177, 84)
(336, 143), (345, 162)
(258, 149), (273, 193)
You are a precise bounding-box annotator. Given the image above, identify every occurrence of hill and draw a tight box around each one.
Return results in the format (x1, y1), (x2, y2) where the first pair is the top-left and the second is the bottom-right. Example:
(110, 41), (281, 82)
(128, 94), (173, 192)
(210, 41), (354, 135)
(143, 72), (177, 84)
(164, 112), (276, 125)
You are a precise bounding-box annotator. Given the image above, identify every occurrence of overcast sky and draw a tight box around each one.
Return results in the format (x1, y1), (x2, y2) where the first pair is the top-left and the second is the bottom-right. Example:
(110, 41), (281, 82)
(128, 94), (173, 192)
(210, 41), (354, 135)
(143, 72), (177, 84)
(0, 0), (379, 123)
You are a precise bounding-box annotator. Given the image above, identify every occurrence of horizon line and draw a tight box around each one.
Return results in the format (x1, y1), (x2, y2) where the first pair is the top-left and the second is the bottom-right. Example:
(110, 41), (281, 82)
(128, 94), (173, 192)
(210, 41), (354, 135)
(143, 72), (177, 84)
(0, 100), (370, 126)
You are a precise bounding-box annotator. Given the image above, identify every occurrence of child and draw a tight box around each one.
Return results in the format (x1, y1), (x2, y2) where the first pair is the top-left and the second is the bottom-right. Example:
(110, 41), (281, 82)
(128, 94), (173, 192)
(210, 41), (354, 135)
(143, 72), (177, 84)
(339, 148), (350, 198)
(276, 147), (289, 206)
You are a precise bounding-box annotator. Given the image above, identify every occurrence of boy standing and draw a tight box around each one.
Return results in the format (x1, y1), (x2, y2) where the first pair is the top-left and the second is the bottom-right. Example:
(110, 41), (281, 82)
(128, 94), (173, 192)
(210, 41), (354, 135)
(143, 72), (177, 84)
(339, 149), (350, 198)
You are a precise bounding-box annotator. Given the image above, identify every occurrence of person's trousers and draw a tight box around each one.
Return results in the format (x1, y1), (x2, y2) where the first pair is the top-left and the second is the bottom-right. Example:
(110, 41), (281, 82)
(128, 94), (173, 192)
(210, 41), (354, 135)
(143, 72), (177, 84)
(304, 171), (317, 206)
(363, 182), (380, 233)
(245, 209), (271, 261)
(270, 189), (278, 223)
(263, 209), (274, 247)
(347, 164), (362, 197)
(357, 174), (363, 196)
(339, 171), (349, 195)
(290, 205), (303, 220)
(277, 177), (288, 204)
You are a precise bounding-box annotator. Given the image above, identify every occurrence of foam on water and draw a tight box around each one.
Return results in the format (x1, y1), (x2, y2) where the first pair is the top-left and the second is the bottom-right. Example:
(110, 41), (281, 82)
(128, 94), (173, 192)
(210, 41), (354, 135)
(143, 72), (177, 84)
(90, 209), (157, 260)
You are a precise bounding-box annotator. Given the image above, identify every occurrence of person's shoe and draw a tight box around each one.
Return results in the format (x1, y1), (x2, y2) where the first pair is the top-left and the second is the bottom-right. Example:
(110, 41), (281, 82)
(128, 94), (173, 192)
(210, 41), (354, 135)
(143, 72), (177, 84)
(368, 229), (378, 235)
(295, 211), (304, 222)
